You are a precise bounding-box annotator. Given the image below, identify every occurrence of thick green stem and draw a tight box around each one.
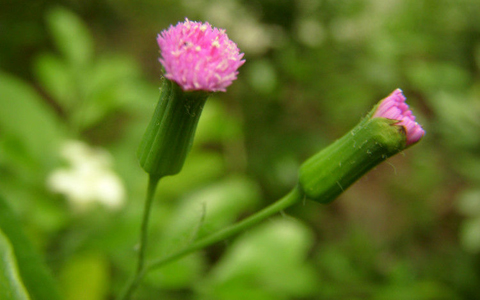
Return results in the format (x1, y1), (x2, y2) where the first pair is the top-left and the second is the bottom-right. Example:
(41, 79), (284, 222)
(118, 175), (160, 300)
(299, 117), (406, 203)
(146, 186), (303, 272)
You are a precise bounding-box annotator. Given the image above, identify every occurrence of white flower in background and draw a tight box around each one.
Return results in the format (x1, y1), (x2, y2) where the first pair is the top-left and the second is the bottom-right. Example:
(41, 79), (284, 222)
(47, 140), (125, 211)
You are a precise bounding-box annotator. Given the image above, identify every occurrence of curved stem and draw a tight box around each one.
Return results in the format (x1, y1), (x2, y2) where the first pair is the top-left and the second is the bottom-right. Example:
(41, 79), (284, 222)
(146, 186), (303, 272)
(117, 175), (161, 300)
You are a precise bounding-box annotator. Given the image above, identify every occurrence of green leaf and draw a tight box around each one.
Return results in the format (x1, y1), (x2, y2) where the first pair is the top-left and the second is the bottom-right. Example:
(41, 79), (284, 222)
(200, 218), (317, 299)
(0, 71), (64, 172)
(88, 55), (142, 89)
(33, 52), (76, 111)
(195, 98), (243, 144)
(149, 177), (260, 289)
(0, 229), (31, 300)
(158, 151), (226, 198)
(0, 195), (62, 300)
(46, 7), (94, 67)
(144, 253), (205, 290)
(160, 176), (261, 252)
(73, 55), (143, 129)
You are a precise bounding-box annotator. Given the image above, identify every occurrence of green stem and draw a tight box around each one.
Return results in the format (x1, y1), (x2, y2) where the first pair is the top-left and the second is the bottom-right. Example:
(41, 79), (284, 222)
(118, 175), (161, 300)
(145, 186), (303, 272)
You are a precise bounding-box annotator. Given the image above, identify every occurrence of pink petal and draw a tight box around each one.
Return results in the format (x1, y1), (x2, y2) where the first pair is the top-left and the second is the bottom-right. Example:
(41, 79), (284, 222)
(157, 18), (245, 92)
(373, 89), (425, 145)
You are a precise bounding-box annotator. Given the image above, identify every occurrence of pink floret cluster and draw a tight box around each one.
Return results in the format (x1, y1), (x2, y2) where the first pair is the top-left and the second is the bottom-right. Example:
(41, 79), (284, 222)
(157, 18), (245, 92)
(373, 89), (425, 145)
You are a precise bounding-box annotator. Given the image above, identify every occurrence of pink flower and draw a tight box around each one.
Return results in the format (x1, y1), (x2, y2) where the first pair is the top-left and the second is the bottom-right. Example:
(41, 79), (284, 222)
(373, 89), (425, 145)
(157, 18), (245, 92)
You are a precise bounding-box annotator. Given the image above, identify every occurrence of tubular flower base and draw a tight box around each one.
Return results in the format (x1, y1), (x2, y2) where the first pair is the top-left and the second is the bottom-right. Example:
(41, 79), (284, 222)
(373, 88), (425, 145)
(157, 18), (245, 92)
(136, 79), (208, 177)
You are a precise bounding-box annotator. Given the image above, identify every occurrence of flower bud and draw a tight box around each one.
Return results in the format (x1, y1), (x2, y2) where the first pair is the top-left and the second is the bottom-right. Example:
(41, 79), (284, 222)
(372, 89), (425, 146)
(299, 89), (424, 203)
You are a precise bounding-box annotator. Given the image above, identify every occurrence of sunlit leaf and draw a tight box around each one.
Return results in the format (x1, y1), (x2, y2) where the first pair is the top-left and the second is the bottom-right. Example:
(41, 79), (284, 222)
(0, 229), (31, 300)
(0, 195), (62, 300)
(160, 176), (261, 252)
(59, 253), (109, 300)
(195, 98), (243, 144)
(200, 218), (317, 299)
(144, 254), (205, 290)
(0, 71), (64, 172)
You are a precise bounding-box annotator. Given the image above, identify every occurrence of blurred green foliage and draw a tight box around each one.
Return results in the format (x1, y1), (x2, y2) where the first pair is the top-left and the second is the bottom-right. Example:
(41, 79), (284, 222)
(0, 229), (31, 300)
(1, 0), (480, 299)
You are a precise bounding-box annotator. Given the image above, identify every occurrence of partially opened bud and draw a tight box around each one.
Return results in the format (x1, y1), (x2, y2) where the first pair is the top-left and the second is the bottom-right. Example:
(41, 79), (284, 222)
(299, 89), (425, 203)
(137, 19), (244, 177)
(372, 88), (425, 146)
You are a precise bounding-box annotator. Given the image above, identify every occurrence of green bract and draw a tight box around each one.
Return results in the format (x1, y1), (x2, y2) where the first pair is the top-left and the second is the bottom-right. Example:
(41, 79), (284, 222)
(137, 79), (209, 177)
(298, 117), (406, 203)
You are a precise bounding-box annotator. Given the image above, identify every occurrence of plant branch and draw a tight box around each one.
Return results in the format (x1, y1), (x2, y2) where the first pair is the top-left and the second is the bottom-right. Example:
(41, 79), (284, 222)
(146, 186), (303, 272)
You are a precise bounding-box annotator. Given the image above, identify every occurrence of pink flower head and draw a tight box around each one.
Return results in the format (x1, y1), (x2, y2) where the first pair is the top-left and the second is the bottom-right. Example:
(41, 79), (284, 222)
(373, 89), (425, 145)
(157, 18), (245, 92)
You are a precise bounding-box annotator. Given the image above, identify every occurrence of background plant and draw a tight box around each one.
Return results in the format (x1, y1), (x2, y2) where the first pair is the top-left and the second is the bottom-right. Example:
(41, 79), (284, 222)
(1, 0), (480, 299)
